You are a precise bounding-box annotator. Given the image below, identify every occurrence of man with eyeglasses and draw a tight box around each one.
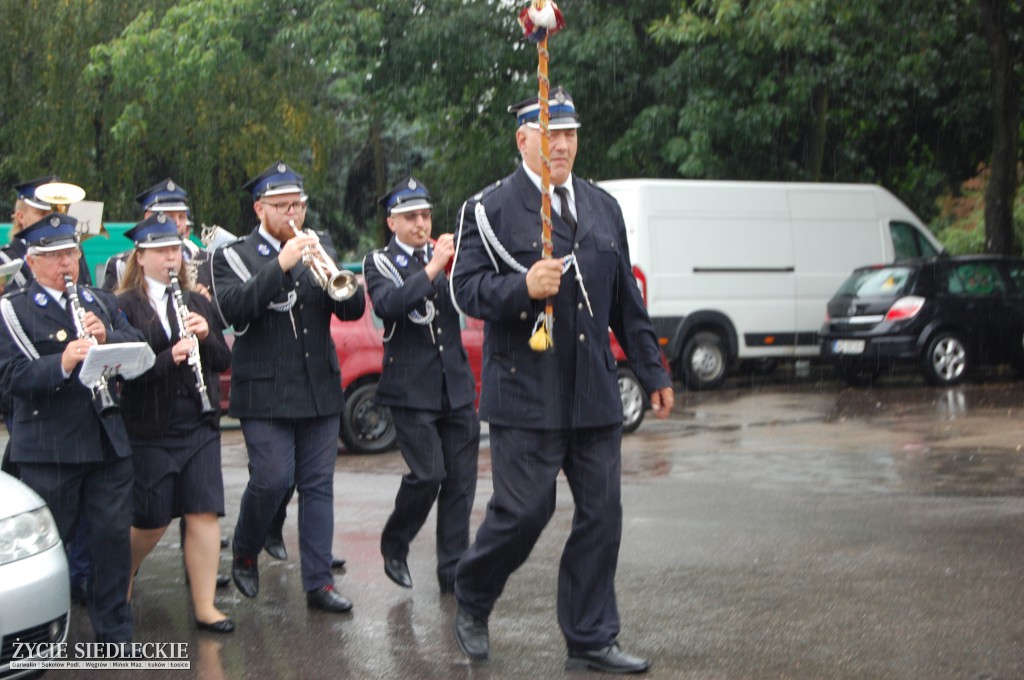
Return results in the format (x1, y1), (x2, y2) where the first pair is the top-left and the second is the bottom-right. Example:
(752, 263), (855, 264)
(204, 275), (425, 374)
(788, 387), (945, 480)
(0, 212), (142, 644)
(212, 161), (365, 614)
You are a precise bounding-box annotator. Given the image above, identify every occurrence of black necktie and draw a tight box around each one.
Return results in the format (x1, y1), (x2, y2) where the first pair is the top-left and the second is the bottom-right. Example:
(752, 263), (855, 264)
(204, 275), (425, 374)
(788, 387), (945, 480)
(416, 249), (428, 266)
(554, 186), (577, 236)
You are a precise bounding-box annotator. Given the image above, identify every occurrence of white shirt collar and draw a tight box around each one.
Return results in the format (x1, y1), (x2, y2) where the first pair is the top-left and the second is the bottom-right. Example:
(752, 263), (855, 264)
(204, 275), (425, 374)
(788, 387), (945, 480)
(258, 225), (282, 252)
(521, 163), (575, 208)
(394, 238), (424, 259)
(144, 275), (169, 299)
(40, 283), (64, 303)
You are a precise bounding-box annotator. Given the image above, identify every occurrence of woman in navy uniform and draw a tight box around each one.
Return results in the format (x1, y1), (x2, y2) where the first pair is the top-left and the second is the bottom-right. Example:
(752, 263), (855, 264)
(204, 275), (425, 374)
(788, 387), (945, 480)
(0, 213), (141, 643)
(115, 213), (233, 633)
(449, 88), (674, 674)
(364, 177), (480, 593)
(212, 161), (365, 614)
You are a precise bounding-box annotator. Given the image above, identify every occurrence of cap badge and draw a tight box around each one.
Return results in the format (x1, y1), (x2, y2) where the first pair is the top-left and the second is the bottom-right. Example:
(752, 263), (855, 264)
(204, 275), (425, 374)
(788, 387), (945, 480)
(33, 293), (48, 307)
(167, 180), (176, 191)
(555, 90), (566, 104)
(277, 162), (287, 173)
(156, 213), (167, 223)
(408, 179), (417, 190)
(49, 216), (60, 227)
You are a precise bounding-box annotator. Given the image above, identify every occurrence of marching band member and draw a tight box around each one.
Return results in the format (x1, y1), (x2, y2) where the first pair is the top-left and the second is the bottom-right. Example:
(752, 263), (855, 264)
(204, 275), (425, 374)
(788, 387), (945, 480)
(364, 177), (479, 593)
(115, 213), (233, 633)
(449, 87), (674, 673)
(0, 213), (141, 643)
(103, 179), (211, 298)
(212, 161), (365, 614)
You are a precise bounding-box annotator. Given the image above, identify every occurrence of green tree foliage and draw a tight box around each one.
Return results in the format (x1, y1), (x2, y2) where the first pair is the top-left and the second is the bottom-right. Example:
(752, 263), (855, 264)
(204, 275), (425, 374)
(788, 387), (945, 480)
(0, 1), (1019, 257)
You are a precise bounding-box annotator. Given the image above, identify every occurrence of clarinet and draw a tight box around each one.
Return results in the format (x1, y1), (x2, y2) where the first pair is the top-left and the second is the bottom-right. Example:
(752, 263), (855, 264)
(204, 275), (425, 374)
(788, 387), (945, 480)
(168, 271), (215, 414)
(63, 275), (118, 416)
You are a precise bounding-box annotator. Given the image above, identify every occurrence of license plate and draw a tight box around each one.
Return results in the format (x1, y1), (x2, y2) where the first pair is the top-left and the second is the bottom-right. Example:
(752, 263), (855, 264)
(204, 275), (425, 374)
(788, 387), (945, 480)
(832, 339), (865, 355)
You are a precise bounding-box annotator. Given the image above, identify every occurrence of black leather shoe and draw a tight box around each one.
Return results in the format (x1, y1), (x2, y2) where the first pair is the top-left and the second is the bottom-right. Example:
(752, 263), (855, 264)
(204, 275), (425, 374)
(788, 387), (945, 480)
(264, 532), (287, 561)
(231, 553), (259, 598)
(565, 643), (650, 674)
(306, 585), (353, 613)
(331, 557), (346, 570)
(453, 606), (489, 661)
(220, 535), (230, 549)
(383, 555), (412, 588)
(196, 617), (235, 634)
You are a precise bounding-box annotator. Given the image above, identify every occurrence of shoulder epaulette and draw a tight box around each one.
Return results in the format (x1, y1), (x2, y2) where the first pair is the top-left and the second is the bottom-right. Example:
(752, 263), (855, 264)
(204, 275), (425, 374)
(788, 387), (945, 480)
(470, 177), (507, 205)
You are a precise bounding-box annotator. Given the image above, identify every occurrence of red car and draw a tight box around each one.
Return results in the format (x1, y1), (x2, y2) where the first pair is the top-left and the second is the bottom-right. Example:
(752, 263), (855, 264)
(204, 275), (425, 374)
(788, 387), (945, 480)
(221, 292), (657, 454)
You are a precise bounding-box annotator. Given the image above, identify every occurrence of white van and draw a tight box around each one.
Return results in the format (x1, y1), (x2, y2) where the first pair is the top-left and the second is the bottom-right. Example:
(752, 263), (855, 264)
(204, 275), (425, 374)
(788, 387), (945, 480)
(598, 179), (943, 389)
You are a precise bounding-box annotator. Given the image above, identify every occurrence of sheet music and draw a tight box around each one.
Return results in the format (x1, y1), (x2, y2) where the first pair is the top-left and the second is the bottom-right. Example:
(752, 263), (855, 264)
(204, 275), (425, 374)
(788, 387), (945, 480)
(78, 342), (156, 386)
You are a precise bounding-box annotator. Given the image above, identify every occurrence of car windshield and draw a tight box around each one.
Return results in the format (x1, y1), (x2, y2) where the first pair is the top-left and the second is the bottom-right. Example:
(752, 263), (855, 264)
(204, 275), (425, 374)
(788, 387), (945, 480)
(836, 266), (914, 297)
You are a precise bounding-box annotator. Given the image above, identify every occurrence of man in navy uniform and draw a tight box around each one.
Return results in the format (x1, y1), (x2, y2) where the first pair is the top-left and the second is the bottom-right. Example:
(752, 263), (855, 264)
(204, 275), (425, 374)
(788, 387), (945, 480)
(449, 88), (675, 673)
(364, 177), (480, 593)
(0, 213), (142, 643)
(102, 179), (211, 297)
(2, 175), (93, 291)
(212, 161), (365, 613)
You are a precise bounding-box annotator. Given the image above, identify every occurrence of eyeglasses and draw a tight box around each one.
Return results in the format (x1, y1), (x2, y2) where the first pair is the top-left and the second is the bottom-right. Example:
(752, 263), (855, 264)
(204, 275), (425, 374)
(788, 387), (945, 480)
(34, 248), (81, 261)
(261, 200), (307, 215)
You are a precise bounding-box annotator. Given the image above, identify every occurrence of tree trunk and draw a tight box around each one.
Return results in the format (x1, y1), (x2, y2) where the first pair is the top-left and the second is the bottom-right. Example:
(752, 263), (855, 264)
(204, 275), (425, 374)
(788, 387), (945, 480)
(808, 83), (829, 182)
(978, 0), (1021, 254)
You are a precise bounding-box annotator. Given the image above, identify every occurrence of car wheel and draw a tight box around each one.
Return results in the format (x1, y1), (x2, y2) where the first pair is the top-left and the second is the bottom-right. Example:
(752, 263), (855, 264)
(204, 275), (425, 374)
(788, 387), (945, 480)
(340, 383), (397, 454)
(682, 331), (728, 390)
(617, 367), (646, 434)
(921, 331), (969, 386)
(835, 363), (881, 387)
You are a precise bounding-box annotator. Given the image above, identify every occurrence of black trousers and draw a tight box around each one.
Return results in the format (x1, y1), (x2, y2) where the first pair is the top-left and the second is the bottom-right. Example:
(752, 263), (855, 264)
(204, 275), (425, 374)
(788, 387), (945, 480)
(382, 402), (479, 586)
(19, 455), (134, 643)
(454, 424), (624, 651)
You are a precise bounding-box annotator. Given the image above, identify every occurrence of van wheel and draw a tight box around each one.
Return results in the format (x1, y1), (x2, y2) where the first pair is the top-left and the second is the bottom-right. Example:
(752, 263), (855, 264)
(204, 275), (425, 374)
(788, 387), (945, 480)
(617, 367), (646, 434)
(921, 331), (969, 386)
(340, 383), (397, 454)
(682, 331), (727, 390)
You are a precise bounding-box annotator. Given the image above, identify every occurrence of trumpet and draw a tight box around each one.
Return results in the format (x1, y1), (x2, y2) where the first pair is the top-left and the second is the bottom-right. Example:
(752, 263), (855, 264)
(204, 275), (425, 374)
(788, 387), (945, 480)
(34, 182), (86, 214)
(63, 274), (118, 416)
(288, 219), (358, 301)
(168, 271), (215, 414)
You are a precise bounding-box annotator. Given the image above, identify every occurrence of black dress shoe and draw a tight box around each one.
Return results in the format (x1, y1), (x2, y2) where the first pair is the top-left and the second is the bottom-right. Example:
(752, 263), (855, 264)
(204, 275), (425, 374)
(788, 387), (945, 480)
(220, 535), (230, 549)
(231, 553), (259, 598)
(383, 555), (412, 588)
(305, 585), (353, 613)
(196, 617), (235, 634)
(331, 557), (346, 570)
(565, 643), (650, 674)
(453, 606), (489, 661)
(263, 533), (287, 561)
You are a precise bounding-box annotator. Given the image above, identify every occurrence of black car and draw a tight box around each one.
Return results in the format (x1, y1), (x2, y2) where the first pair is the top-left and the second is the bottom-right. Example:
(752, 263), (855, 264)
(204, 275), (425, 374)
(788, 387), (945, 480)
(821, 255), (1024, 386)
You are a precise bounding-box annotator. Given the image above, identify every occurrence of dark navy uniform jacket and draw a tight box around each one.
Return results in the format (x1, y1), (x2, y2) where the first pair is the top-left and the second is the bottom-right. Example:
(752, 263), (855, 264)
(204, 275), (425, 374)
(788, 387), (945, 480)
(0, 281), (142, 463)
(116, 288), (231, 438)
(363, 238), (476, 412)
(451, 165), (669, 430)
(211, 225), (366, 419)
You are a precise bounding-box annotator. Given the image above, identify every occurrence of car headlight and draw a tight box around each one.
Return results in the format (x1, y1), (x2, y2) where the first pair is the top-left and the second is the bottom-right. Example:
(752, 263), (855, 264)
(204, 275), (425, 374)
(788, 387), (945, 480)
(0, 506), (61, 567)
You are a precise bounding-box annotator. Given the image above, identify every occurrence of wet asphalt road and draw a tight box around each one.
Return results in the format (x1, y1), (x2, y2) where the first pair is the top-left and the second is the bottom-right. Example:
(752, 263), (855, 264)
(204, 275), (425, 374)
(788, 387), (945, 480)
(32, 367), (1024, 679)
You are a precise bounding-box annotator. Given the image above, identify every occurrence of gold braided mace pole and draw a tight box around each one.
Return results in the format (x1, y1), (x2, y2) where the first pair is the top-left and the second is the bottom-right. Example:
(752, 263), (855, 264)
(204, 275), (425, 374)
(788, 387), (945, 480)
(520, 0), (565, 352)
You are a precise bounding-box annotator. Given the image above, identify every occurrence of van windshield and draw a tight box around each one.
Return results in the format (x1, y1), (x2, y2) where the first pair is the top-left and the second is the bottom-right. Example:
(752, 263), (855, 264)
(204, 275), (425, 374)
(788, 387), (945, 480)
(837, 266), (914, 297)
